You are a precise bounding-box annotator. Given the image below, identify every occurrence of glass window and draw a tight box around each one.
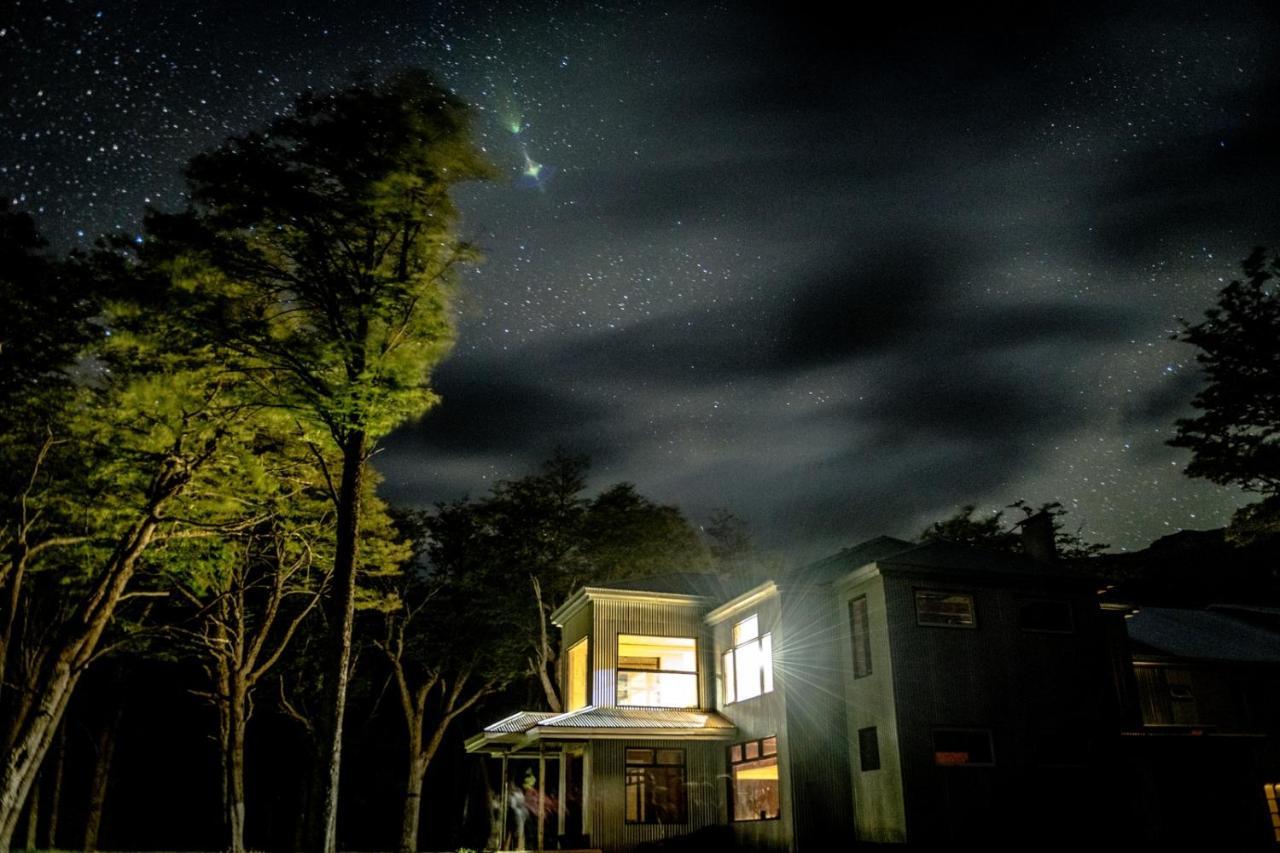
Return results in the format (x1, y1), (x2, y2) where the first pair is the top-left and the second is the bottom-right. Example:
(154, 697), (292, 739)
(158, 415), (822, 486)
(617, 635), (697, 707)
(729, 737), (780, 821)
(625, 747), (686, 824)
(858, 727), (880, 771)
(723, 614), (774, 705)
(850, 595), (872, 678)
(565, 637), (589, 711)
(915, 590), (976, 628)
(933, 729), (994, 766)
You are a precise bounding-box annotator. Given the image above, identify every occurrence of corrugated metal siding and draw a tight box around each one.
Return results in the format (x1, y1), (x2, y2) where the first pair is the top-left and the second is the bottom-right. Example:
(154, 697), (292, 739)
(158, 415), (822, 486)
(713, 593), (793, 852)
(779, 579), (855, 851)
(588, 739), (725, 853)
(838, 574), (906, 843)
(591, 599), (709, 708)
(884, 573), (1113, 844)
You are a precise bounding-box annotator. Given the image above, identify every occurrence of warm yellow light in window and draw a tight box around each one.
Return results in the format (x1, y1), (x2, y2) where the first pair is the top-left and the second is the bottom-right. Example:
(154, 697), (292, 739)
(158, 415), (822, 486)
(566, 637), (588, 711)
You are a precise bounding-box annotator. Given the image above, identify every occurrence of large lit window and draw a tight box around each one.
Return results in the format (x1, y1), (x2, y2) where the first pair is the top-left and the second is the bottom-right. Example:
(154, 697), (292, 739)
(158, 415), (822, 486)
(1264, 783), (1280, 843)
(565, 637), (589, 711)
(729, 737), (779, 821)
(915, 590), (976, 628)
(625, 748), (686, 824)
(723, 614), (773, 704)
(616, 635), (697, 707)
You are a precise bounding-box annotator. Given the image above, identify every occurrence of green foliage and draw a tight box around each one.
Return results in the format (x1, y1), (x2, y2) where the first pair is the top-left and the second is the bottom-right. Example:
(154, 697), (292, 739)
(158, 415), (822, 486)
(1170, 248), (1280, 495)
(145, 68), (494, 446)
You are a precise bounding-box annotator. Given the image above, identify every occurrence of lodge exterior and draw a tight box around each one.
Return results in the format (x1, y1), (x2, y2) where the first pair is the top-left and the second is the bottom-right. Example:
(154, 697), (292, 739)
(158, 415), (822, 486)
(466, 525), (1280, 850)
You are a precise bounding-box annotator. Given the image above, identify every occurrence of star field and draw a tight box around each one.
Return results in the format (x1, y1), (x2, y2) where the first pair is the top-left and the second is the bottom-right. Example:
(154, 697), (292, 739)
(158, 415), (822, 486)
(4, 0), (1279, 560)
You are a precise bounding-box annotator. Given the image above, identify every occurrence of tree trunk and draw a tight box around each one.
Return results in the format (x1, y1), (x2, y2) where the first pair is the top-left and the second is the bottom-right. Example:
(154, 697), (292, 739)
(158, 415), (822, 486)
(397, 749), (426, 853)
(82, 704), (121, 853)
(0, 472), (183, 848)
(222, 687), (248, 853)
(316, 432), (366, 853)
(21, 773), (37, 853)
(44, 724), (64, 851)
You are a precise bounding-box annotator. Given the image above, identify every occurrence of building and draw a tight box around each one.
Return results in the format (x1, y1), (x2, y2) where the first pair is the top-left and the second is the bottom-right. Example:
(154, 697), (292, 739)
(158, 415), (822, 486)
(466, 527), (1280, 850)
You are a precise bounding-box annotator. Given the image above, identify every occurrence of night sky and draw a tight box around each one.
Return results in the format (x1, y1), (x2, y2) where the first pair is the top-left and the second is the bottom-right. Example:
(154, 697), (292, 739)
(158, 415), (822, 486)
(5, 1), (1279, 560)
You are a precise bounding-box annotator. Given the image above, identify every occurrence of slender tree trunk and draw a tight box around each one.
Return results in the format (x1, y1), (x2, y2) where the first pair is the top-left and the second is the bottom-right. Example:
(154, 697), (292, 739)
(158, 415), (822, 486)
(222, 687), (248, 853)
(82, 704), (121, 853)
(397, 745), (426, 853)
(21, 773), (37, 853)
(316, 432), (366, 853)
(45, 724), (64, 851)
(0, 467), (185, 848)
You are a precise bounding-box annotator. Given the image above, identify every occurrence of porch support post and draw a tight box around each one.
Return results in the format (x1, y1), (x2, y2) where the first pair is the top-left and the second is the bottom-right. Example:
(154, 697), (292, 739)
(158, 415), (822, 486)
(537, 747), (546, 852)
(500, 753), (509, 851)
(556, 748), (567, 837)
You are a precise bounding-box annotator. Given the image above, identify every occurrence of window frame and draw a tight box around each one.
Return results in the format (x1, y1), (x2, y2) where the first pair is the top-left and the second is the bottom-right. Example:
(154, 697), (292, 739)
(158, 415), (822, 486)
(850, 595), (872, 679)
(932, 727), (995, 767)
(615, 633), (699, 708)
(727, 736), (781, 823)
(858, 726), (881, 772)
(914, 589), (977, 629)
(722, 613), (774, 705)
(564, 636), (590, 711)
(624, 747), (688, 825)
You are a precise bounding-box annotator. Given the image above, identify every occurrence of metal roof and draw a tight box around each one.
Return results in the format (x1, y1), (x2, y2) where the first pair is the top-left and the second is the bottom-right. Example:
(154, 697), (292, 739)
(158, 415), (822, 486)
(536, 706), (734, 731)
(1126, 606), (1280, 663)
(482, 711), (557, 734)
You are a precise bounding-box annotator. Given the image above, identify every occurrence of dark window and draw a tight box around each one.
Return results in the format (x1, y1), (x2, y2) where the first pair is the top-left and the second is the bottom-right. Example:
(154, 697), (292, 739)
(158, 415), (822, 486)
(915, 590), (976, 628)
(729, 737), (779, 821)
(625, 747), (686, 824)
(858, 727), (880, 771)
(1019, 599), (1074, 633)
(850, 596), (872, 678)
(933, 729), (994, 766)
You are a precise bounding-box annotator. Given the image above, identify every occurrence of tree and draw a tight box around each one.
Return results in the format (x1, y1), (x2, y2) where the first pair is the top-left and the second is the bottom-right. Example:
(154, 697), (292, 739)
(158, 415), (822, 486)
(921, 501), (1107, 559)
(146, 69), (493, 851)
(425, 453), (710, 713)
(1170, 247), (1280, 543)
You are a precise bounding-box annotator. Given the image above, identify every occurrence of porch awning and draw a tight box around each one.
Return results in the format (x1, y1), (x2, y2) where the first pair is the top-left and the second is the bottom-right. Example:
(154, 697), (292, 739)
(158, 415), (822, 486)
(466, 706), (737, 755)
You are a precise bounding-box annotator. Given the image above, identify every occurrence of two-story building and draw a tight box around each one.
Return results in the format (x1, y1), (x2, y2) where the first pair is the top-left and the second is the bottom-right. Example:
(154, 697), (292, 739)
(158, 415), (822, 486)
(467, 524), (1126, 851)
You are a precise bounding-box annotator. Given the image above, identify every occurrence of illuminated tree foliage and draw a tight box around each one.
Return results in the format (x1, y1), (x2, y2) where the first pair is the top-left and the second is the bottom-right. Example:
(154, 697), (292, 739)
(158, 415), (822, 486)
(425, 452), (710, 713)
(1171, 248), (1280, 543)
(145, 69), (492, 851)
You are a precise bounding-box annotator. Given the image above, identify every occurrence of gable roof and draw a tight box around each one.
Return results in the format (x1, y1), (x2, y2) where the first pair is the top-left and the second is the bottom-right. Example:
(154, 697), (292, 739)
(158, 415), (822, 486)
(794, 536), (915, 584)
(1126, 605), (1280, 663)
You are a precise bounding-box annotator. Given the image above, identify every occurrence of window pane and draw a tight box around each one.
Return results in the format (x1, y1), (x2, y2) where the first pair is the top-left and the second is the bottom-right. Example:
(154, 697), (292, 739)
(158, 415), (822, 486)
(566, 638), (589, 711)
(617, 670), (698, 707)
(625, 751), (687, 824)
(850, 596), (872, 678)
(915, 590), (975, 627)
(736, 639), (763, 701)
(617, 635), (696, 672)
(731, 755), (779, 821)
(744, 741), (759, 760)
(723, 649), (736, 705)
(761, 633), (774, 694)
(761, 736), (777, 756)
(626, 748), (653, 765)
(733, 614), (759, 645)
(858, 727), (880, 771)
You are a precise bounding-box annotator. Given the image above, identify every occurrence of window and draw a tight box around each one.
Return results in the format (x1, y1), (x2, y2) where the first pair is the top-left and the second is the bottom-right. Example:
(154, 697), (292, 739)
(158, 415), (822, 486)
(1019, 599), (1073, 633)
(565, 637), (589, 711)
(850, 596), (872, 678)
(729, 737), (779, 821)
(723, 614), (774, 704)
(616, 635), (697, 707)
(915, 590), (976, 628)
(1264, 783), (1280, 843)
(933, 729), (994, 766)
(858, 727), (880, 771)
(625, 748), (686, 824)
